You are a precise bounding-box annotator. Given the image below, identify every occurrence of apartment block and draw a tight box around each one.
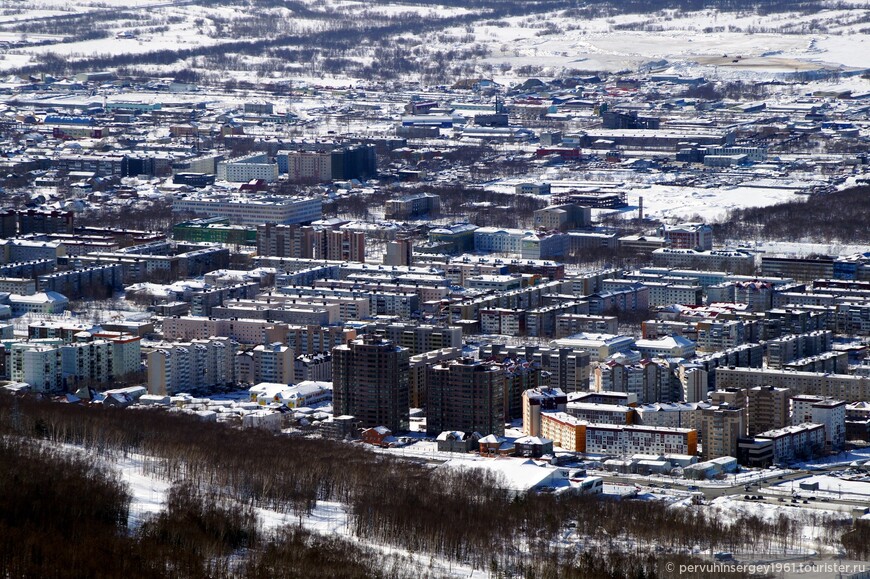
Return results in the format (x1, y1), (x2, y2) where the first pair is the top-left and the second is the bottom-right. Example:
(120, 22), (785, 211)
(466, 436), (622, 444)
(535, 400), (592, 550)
(251, 342), (294, 385)
(286, 324), (356, 355)
(277, 149), (333, 183)
(747, 385), (791, 436)
(293, 352), (332, 383)
(633, 402), (708, 437)
(372, 322), (462, 356)
(566, 402), (634, 425)
(594, 358), (675, 405)
(10, 342), (64, 393)
(715, 367), (870, 402)
(584, 424), (697, 456)
(522, 386), (568, 436)
(555, 314), (618, 337)
(162, 316), (289, 345)
(540, 412), (586, 452)
(767, 331), (832, 369)
(37, 264), (124, 299)
(147, 337), (237, 396)
(333, 336), (410, 432)
(695, 319), (747, 352)
(701, 404), (745, 460)
(479, 344), (591, 393)
(755, 423), (826, 463)
(427, 358), (505, 436)
(216, 153), (279, 182)
(384, 192), (441, 220)
(791, 395), (847, 451)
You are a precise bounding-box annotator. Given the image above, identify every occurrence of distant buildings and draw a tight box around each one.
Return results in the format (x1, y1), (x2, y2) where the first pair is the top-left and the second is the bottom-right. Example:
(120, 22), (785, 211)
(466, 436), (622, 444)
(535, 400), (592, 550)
(716, 367), (870, 403)
(173, 218), (256, 246)
(256, 223), (365, 262)
(747, 385), (790, 436)
(791, 395), (846, 451)
(173, 194), (322, 226)
(658, 223), (713, 251)
(522, 387), (568, 437)
(384, 193), (441, 221)
(0, 209), (74, 237)
(216, 153), (279, 182)
(276, 144), (376, 182)
(652, 248), (755, 273)
(8, 292), (69, 315)
(754, 423), (826, 464)
(540, 413), (697, 456)
(594, 358), (676, 404)
(10, 332), (141, 394)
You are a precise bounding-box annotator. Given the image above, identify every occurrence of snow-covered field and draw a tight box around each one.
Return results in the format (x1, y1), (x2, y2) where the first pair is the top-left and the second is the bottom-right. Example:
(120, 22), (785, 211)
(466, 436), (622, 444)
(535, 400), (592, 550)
(1, 0), (867, 83)
(456, 3), (870, 80)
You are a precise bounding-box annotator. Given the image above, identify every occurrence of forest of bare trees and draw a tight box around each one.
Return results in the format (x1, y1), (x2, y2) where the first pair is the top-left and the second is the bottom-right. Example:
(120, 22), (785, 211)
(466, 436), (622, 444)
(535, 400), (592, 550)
(2, 393), (867, 578)
(713, 185), (870, 244)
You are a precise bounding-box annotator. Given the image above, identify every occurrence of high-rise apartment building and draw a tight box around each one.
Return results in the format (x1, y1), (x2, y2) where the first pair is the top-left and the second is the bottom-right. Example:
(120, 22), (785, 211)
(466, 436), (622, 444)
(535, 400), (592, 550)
(251, 342), (294, 385)
(427, 358), (505, 436)
(701, 403), (745, 460)
(747, 385), (791, 436)
(522, 387), (568, 437)
(147, 337), (237, 396)
(332, 336), (410, 432)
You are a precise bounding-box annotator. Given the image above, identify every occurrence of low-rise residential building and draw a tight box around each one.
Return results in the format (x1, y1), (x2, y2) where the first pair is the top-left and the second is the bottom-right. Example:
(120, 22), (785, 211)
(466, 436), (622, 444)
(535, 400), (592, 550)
(584, 423), (697, 456)
(755, 423), (826, 463)
(791, 395), (847, 451)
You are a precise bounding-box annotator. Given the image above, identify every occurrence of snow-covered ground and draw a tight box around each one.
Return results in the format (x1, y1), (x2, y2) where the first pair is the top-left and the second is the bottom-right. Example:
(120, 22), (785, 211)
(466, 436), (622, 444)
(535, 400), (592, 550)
(1, 0), (867, 83)
(709, 495), (852, 555)
(771, 474), (870, 501)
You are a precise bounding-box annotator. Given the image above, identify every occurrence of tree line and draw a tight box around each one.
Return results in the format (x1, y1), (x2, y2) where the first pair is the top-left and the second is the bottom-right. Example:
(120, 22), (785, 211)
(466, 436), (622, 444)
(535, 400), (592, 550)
(0, 433), (418, 578)
(0, 392), (865, 577)
(714, 185), (870, 244)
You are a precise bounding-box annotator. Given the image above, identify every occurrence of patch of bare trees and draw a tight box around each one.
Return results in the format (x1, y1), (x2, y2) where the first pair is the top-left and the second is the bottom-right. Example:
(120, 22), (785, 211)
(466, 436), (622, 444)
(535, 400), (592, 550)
(2, 392), (867, 577)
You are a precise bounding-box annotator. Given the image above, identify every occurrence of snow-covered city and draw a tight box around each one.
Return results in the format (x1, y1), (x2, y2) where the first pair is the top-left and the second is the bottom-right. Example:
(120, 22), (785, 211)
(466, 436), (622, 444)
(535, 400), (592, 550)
(1, 0), (870, 577)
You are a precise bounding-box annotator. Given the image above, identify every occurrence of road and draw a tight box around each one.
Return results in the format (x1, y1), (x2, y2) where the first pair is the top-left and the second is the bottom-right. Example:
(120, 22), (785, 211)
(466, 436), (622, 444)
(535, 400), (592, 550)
(597, 463), (868, 507)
